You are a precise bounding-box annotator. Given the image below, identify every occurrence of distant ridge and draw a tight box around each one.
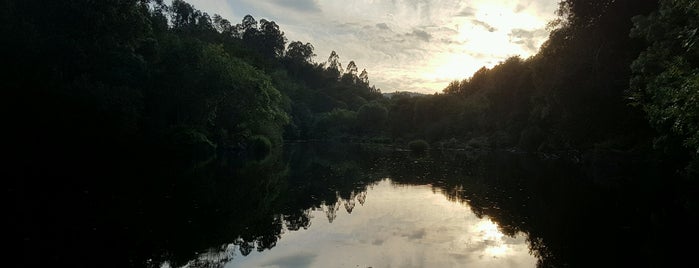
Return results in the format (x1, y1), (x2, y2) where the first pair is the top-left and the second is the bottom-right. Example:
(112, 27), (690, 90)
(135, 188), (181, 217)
(383, 91), (427, 98)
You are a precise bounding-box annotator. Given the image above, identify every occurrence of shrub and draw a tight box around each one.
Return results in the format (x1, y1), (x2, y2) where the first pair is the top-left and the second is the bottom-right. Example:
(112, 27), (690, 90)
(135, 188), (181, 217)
(409, 139), (430, 153)
(248, 135), (272, 157)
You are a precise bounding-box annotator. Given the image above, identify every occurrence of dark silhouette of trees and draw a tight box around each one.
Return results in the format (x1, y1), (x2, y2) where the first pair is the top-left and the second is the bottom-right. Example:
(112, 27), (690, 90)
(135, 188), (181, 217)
(256, 19), (287, 58)
(327, 50), (344, 77)
(346, 61), (358, 75)
(357, 102), (388, 135)
(286, 41), (316, 63)
(359, 69), (370, 85)
(241, 14), (258, 33)
(630, 0), (699, 157)
(381, 0), (674, 158)
(7, 1), (387, 266)
(6, 0), (693, 159)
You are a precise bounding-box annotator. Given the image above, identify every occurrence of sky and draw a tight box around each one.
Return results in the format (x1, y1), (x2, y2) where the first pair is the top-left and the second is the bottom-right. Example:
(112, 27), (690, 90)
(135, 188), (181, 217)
(185, 0), (560, 94)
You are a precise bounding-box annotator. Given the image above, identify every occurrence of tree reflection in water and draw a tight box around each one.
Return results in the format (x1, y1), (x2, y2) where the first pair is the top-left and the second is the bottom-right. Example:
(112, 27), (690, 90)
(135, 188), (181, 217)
(20, 142), (696, 267)
(172, 143), (698, 268)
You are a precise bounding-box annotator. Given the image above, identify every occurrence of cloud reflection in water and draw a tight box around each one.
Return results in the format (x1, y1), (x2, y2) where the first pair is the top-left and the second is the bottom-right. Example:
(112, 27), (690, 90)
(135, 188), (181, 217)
(225, 179), (535, 268)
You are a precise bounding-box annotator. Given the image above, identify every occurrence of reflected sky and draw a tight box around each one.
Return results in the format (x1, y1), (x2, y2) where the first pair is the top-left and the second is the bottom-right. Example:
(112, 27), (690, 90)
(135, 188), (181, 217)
(223, 179), (535, 268)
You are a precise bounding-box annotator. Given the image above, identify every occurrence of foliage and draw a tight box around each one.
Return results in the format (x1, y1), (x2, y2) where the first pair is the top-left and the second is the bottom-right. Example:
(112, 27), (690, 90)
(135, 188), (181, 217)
(248, 135), (273, 158)
(379, 0), (662, 157)
(408, 139), (430, 153)
(313, 108), (358, 138)
(630, 0), (699, 154)
(285, 41), (316, 63)
(356, 102), (388, 135)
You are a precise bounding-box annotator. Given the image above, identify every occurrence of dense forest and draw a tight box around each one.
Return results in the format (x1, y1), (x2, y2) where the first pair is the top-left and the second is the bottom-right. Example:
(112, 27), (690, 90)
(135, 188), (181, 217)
(408, 0), (698, 176)
(8, 0), (699, 266)
(5, 0), (382, 156)
(5, 0), (697, 172)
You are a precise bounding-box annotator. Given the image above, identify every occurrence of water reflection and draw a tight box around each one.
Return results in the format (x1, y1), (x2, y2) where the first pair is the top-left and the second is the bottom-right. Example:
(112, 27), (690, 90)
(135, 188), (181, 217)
(167, 143), (698, 268)
(18, 142), (698, 268)
(225, 179), (535, 268)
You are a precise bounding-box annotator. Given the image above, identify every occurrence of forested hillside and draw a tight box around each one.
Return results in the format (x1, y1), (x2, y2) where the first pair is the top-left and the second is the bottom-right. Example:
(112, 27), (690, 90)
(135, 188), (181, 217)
(5, 0), (697, 171)
(5, 0), (383, 159)
(385, 0), (698, 175)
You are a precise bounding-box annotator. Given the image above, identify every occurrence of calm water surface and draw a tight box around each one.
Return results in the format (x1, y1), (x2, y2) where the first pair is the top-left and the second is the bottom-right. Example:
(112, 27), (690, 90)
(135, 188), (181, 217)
(19, 143), (698, 267)
(224, 179), (535, 268)
(149, 143), (697, 267)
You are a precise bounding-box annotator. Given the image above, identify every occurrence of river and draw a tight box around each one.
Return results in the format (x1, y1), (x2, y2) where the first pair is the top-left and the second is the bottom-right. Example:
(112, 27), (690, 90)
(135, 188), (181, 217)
(18, 143), (699, 267)
(155, 143), (697, 267)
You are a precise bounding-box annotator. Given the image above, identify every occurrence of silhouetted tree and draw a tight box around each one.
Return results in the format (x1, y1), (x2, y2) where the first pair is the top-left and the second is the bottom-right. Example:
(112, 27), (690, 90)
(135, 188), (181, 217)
(359, 69), (369, 85)
(257, 19), (287, 58)
(285, 41), (316, 63)
(327, 50), (343, 77)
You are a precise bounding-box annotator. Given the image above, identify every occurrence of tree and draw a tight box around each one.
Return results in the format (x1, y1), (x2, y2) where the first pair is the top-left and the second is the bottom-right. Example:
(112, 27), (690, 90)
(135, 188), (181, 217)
(171, 0), (198, 29)
(236, 15), (287, 59)
(285, 41), (315, 63)
(359, 69), (369, 85)
(357, 102), (388, 135)
(630, 0), (699, 153)
(241, 14), (258, 32)
(346, 61), (358, 76)
(258, 19), (287, 58)
(443, 80), (460, 94)
(313, 108), (357, 137)
(213, 14), (236, 37)
(327, 51), (343, 77)
(341, 60), (359, 84)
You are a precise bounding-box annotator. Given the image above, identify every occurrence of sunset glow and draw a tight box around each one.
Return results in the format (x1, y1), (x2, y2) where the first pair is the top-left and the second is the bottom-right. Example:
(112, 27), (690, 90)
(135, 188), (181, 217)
(185, 0), (559, 93)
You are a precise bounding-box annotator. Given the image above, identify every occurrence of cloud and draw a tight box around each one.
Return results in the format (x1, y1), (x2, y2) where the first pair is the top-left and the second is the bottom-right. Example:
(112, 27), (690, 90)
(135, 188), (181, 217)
(186, 0), (560, 93)
(439, 38), (464, 45)
(338, 22), (360, 28)
(407, 29), (432, 42)
(406, 228), (427, 240)
(472, 19), (497, 32)
(455, 7), (476, 17)
(268, 0), (321, 13)
(514, 3), (527, 13)
(509, 28), (549, 51)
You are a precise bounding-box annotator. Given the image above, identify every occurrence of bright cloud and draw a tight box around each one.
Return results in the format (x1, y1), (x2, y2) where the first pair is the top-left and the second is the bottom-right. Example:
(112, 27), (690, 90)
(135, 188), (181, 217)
(186, 0), (559, 93)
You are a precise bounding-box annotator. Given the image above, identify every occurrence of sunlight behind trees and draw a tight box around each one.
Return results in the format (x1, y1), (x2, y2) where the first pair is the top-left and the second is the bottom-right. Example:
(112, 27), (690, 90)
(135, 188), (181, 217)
(186, 0), (559, 93)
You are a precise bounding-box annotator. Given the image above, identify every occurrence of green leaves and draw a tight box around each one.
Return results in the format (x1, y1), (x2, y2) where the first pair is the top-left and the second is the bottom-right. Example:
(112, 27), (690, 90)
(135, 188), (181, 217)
(630, 0), (699, 153)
